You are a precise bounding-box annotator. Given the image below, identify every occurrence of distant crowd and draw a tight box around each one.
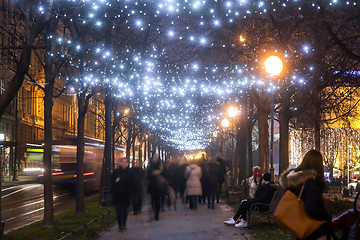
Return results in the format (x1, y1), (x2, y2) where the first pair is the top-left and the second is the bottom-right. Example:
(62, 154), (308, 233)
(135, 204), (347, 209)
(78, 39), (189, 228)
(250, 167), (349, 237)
(111, 152), (226, 231)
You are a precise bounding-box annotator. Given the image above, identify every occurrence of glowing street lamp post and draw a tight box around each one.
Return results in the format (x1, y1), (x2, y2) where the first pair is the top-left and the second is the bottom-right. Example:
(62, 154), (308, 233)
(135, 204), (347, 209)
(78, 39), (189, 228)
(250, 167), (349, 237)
(264, 56), (283, 181)
(227, 106), (238, 180)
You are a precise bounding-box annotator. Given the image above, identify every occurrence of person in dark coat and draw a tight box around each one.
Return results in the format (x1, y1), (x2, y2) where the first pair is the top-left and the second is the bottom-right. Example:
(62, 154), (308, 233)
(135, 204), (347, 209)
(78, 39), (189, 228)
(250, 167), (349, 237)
(147, 153), (166, 221)
(216, 156), (226, 203)
(112, 157), (133, 232)
(224, 172), (275, 227)
(198, 154), (207, 204)
(279, 149), (332, 240)
(332, 191), (360, 239)
(177, 162), (188, 203)
(204, 158), (220, 209)
(165, 157), (180, 210)
(131, 162), (145, 215)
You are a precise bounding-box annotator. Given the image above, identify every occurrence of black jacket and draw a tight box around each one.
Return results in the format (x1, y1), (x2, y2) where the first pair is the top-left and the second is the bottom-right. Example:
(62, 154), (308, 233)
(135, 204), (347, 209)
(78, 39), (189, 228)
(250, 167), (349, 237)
(216, 157), (226, 184)
(204, 161), (220, 186)
(253, 182), (275, 204)
(112, 167), (133, 205)
(146, 161), (165, 194)
(131, 167), (145, 193)
(280, 168), (332, 240)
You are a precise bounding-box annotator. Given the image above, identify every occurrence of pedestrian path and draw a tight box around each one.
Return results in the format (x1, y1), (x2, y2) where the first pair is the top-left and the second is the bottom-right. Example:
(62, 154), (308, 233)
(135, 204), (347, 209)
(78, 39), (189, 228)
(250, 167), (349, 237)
(97, 199), (256, 240)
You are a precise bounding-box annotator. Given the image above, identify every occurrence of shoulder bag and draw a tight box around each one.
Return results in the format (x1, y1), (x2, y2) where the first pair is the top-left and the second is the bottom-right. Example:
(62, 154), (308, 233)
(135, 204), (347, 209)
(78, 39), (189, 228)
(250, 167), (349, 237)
(274, 183), (327, 239)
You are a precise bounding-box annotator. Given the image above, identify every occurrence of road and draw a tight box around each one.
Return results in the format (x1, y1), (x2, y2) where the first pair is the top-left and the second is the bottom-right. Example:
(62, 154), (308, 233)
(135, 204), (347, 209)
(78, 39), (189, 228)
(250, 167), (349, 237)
(1, 182), (76, 234)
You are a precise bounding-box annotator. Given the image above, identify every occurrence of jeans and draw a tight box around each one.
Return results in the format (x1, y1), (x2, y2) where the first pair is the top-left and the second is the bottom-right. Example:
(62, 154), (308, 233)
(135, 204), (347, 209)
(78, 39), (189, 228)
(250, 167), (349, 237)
(233, 199), (255, 221)
(115, 203), (129, 228)
(131, 191), (143, 214)
(188, 195), (198, 209)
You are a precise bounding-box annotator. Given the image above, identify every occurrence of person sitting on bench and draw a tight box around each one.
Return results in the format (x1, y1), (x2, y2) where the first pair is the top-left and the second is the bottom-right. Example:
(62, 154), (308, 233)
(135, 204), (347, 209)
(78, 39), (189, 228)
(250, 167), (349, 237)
(223, 173), (274, 228)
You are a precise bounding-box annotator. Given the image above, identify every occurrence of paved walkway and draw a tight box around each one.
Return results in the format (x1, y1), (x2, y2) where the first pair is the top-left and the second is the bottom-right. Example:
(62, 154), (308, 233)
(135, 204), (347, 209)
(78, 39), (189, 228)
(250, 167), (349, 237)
(97, 199), (256, 240)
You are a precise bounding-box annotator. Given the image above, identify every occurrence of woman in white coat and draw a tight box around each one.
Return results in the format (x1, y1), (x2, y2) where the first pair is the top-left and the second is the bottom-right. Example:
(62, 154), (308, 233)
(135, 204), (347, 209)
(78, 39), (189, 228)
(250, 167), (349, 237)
(185, 164), (202, 210)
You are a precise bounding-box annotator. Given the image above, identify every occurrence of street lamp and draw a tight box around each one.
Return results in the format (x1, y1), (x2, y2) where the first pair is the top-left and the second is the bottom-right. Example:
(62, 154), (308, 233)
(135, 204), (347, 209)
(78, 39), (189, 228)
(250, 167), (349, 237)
(264, 55), (283, 181)
(221, 118), (230, 128)
(264, 56), (283, 76)
(228, 106), (238, 118)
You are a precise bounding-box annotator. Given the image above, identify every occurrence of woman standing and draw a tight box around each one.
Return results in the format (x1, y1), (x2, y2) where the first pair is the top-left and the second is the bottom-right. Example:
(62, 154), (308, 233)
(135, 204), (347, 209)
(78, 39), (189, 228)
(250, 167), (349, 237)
(185, 164), (202, 210)
(279, 149), (332, 240)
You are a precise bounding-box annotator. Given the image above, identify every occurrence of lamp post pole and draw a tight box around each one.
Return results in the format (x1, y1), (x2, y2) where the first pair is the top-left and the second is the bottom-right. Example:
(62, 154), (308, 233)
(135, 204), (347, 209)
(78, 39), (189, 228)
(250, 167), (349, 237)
(264, 55), (283, 182)
(221, 117), (230, 176)
(231, 131), (234, 180)
(269, 95), (274, 182)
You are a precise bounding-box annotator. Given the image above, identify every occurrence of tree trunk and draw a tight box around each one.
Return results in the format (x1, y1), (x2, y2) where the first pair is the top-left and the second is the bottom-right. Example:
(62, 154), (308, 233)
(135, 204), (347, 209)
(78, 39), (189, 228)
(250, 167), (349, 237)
(279, 100), (291, 176)
(237, 98), (248, 182)
(148, 137), (151, 160)
(138, 139), (143, 168)
(126, 143), (131, 163)
(42, 72), (54, 229)
(144, 138), (147, 167)
(132, 133), (136, 165)
(258, 107), (270, 173)
(314, 104), (321, 151)
(102, 86), (112, 206)
(247, 97), (254, 177)
(75, 93), (85, 215)
(42, 14), (57, 228)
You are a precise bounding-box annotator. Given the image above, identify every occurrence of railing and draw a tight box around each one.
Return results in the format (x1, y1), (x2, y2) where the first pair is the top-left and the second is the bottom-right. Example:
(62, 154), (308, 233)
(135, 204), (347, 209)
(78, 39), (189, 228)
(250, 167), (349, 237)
(57, 209), (112, 240)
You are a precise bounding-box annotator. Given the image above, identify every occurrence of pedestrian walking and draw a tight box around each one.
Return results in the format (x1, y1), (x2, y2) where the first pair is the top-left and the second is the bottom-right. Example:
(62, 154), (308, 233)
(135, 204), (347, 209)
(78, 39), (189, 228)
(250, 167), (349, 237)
(204, 158), (220, 209)
(165, 157), (180, 210)
(177, 162), (188, 203)
(147, 153), (167, 221)
(131, 162), (145, 215)
(199, 154), (208, 204)
(185, 163), (202, 210)
(279, 149), (333, 240)
(216, 156), (227, 203)
(332, 191), (360, 239)
(112, 157), (133, 232)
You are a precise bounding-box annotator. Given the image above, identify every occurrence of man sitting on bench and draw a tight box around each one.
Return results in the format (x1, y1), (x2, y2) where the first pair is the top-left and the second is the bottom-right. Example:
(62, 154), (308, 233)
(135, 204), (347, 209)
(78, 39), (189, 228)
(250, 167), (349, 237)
(223, 173), (274, 228)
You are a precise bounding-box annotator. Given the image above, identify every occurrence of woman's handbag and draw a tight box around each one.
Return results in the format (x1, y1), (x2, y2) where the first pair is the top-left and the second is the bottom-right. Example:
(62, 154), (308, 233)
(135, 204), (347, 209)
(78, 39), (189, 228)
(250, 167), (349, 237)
(274, 184), (327, 239)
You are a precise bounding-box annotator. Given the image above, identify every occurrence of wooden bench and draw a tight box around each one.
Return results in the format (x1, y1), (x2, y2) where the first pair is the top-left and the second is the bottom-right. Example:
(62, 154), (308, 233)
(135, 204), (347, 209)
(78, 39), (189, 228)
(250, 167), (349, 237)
(248, 186), (283, 227)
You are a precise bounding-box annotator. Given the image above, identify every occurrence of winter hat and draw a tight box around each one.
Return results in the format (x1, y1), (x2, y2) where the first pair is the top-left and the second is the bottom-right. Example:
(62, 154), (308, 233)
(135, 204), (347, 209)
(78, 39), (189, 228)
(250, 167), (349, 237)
(253, 169), (262, 178)
(263, 173), (271, 182)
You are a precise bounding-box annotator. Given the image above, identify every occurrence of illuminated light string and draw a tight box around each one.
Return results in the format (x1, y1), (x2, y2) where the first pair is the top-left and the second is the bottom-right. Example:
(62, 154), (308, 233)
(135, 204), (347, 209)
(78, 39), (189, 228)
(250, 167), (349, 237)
(34, 0), (358, 150)
(290, 128), (360, 171)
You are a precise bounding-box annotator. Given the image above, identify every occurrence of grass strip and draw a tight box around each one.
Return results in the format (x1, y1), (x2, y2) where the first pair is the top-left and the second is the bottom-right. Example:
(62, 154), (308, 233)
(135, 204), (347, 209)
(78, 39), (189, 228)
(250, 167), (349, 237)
(3, 195), (116, 240)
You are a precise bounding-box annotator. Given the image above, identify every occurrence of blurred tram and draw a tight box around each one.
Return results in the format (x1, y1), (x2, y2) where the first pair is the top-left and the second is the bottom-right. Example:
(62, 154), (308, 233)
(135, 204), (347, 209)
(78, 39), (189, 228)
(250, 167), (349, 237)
(23, 136), (125, 189)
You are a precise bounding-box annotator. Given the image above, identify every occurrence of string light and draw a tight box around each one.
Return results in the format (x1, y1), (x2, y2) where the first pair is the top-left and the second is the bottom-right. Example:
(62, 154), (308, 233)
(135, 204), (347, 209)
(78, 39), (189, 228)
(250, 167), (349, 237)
(26, 0), (359, 151)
